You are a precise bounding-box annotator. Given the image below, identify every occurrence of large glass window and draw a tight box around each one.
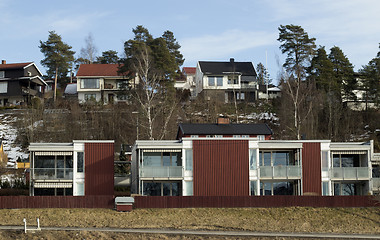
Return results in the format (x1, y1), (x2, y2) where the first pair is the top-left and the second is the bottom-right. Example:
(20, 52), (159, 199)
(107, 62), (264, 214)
(77, 152), (84, 173)
(334, 182), (362, 195)
(259, 151), (297, 166)
(34, 154), (73, 180)
(185, 181), (193, 196)
(250, 181), (257, 195)
(250, 149), (257, 170)
(185, 149), (193, 171)
(273, 182), (293, 195)
(143, 152), (162, 166)
(143, 181), (182, 196)
(80, 78), (99, 89)
(322, 181), (329, 196)
(321, 151), (329, 171)
(77, 182), (84, 196)
(143, 152), (182, 167)
(260, 181), (297, 195)
(332, 154), (360, 167)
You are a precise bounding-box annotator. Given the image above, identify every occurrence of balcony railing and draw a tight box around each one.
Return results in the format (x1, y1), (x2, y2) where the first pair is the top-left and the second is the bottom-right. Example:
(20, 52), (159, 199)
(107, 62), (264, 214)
(240, 83), (257, 89)
(33, 168), (73, 180)
(140, 166), (183, 179)
(330, 167), (370, 180)
(259, 166), (301, 179)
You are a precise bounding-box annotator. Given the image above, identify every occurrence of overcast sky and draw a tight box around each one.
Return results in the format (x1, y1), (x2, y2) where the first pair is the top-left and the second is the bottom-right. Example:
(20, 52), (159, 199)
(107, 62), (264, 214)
(1, 0), (379, 84)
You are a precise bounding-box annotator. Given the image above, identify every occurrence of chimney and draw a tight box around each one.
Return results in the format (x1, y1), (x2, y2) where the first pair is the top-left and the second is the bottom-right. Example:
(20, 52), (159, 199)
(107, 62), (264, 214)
(230, 58), (234, 64)
(1, 60), (6, 64)
(217, 116), (230, 124)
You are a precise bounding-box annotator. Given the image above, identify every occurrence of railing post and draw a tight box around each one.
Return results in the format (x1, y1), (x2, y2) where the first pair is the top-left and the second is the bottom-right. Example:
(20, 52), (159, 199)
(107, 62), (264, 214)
(37, 218), (40, 230)
(23, 218), (26, 233)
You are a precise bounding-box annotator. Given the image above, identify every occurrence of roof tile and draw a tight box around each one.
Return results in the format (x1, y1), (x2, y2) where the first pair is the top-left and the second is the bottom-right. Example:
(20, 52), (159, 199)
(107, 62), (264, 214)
(76, 64), (123, 77)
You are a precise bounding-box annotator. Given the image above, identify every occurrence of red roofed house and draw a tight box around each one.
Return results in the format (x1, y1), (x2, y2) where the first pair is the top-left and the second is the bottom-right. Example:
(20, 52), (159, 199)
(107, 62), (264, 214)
(0, 60), (46, 106)
(76, 64), (136, 104)
(174, 67), (196, 99)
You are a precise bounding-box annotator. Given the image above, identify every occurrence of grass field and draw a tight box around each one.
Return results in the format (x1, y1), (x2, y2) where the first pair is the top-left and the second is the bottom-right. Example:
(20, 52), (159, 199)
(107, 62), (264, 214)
(0, 207), (379, 239)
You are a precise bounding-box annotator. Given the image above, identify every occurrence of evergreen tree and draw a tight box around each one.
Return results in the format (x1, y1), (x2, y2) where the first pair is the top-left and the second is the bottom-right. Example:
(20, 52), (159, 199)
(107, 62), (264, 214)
(121, 25), (184, 140)
(162, 30), (184, 67)
(277, 24), (316, 139)
(96, 50), (119, 64)
(359, 44), (380, 106)
(256, 62), (271, 85)
(328, 46), (356, 101)
(309, 47), (336, 92)
(278, 24), (316, 81)
(39, 31), (75, 101)
(309, 47), (340, 139)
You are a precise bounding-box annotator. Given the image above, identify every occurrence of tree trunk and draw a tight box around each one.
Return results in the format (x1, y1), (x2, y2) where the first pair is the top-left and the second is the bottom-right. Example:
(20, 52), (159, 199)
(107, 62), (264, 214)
(54, 66), (58, 102)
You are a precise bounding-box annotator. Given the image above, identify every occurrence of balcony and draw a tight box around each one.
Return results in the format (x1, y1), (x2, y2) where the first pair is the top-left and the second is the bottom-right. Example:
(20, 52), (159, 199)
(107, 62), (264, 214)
(33, 168), (73, 180)
(330, 167), (370, 180)
(240, 83), (257, 89)
(259, 166), (301, 179)
(140, 166), (183, 179)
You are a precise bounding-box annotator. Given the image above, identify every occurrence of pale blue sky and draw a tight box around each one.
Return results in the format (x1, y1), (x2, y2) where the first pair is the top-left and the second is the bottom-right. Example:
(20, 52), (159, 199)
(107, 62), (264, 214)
(1, 0), (379, 84)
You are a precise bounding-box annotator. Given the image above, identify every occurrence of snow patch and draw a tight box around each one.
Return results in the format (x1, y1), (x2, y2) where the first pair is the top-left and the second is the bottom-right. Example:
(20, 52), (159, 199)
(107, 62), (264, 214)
(0, 113), (29, 165)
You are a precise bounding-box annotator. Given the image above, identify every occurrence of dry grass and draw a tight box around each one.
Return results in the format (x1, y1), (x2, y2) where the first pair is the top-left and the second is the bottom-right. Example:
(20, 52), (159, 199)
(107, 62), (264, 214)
(0, 207), (379, 235)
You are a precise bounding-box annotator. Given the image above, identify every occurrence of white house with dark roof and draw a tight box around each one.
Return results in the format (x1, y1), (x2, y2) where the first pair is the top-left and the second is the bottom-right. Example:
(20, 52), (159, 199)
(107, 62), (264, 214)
(195, 58), (259, 103)
(0, 60), (46, 106)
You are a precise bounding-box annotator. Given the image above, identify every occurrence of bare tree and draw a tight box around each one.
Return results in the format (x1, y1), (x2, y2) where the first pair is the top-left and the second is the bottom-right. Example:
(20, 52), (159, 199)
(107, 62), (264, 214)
(131, 44), (178, 140)
(80, 33), (98, 64)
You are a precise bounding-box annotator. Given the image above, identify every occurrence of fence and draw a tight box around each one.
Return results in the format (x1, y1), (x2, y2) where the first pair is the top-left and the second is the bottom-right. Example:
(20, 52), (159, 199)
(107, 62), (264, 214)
(134, 195), (380, 208)
(0, 195), (114, 209)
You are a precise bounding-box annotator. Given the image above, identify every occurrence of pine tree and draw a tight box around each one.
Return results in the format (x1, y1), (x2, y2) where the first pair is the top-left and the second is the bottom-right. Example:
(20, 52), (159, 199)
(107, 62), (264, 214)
(278, 24), (316, 81)
(360, 44), (380, 107)
(277, 24), (316, 139)
(328, 46), (356, 101)
(39, 31), (75, 101)
(96, 50), (119, 64)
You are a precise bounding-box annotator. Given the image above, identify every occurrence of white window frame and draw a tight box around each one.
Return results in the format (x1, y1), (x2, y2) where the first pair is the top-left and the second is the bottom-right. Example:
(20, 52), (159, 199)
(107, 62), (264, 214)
(80, 78), (100, 89)
(0, 82), (7, 93)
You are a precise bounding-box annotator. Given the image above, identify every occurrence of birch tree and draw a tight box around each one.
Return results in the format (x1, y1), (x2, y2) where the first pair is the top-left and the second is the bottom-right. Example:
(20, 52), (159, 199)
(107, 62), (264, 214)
(278, 24), (316, 139)
(123, 26), (182, 140)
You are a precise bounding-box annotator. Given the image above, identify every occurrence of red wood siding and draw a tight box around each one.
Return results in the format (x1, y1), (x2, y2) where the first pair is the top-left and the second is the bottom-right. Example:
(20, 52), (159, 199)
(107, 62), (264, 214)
(0, 196), (114, 208)
(85, 142), (114, 195)
(193, 140), (249, 196)
(134, 196), (380, 208)
(302, 142), (322, 195)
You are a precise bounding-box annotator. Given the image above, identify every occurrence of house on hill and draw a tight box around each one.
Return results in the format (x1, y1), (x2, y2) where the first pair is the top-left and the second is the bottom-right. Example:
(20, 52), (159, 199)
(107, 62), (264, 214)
(195, 58), (259, 103)
(76, 64), (136, 104)
(174, 67), (196, 99)
(0, 60), (46, 106)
